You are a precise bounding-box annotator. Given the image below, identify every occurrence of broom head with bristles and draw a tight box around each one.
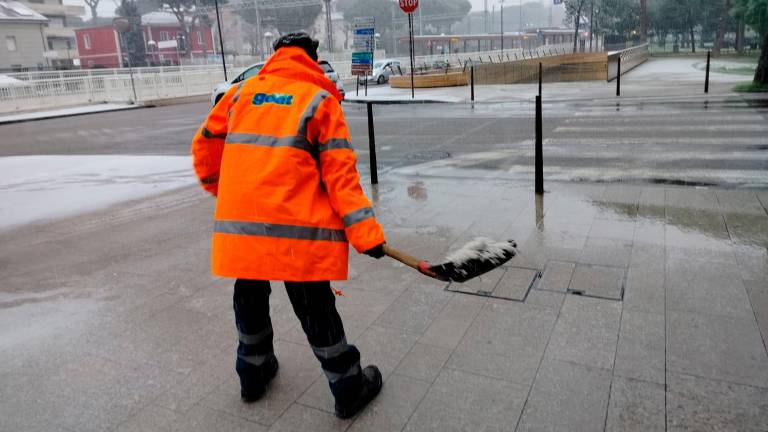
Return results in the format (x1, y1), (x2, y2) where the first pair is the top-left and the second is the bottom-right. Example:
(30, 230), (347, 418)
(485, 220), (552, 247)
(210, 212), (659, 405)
(427, 237), (518, 283)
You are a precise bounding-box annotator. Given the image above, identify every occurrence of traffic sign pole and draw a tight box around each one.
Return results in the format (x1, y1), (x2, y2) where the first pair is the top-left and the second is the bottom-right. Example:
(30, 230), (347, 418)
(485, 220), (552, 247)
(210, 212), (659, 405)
(408, 13), (415, 99)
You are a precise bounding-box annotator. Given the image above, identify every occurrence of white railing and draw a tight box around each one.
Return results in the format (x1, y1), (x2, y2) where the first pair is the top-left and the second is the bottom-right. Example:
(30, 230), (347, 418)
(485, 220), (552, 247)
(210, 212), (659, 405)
(0, 66), (228, 113)
(0, 44), (576, 113)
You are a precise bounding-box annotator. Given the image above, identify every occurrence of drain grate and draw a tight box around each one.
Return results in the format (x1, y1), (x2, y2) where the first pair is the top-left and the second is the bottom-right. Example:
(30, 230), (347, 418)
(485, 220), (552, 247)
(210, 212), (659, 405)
(446, 266), (541, 301)
(536, 260), (626, 301)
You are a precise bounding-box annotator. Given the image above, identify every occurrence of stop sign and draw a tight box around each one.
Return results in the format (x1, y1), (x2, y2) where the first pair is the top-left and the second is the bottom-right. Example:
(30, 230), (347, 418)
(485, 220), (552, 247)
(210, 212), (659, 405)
(399, 0), (418, 14)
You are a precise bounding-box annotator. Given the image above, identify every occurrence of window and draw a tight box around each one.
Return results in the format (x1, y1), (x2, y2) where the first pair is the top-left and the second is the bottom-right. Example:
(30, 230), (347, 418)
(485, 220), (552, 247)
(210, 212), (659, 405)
(160, 31), (169, 41)
(6, 36), (17, 52)
(83, 34), (91, 50)
(197, 31), (203, 46)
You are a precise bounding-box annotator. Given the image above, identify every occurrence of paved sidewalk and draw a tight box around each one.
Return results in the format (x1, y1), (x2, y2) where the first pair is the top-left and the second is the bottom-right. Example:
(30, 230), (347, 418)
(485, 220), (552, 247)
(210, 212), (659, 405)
(0, 103), (139, 125)
(345, 57), (756, 104)
(1, 170), (767, 431)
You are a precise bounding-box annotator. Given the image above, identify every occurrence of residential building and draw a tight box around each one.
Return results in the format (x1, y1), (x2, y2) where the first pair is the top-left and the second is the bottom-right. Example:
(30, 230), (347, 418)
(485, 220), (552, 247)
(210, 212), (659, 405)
(19, 0), (85, 68)
(0, 0), (48, 71)
(75, 12), (214, 69)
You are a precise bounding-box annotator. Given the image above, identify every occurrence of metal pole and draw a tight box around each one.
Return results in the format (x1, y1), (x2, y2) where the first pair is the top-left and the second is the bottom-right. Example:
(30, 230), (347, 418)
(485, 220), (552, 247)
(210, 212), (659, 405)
(325, 0), (333, 53)
(356, 77), (359, 96)
(366, 102), (378, 184)
(705, 50), (710, 93)
(127, 59), (137, 101)
(535, 95), (543, 195)
(538, 62), (542, 97)
(616, 56), (621, 97)
(409, 12), (415, 99)
(500, 0), (504, 54)
(418, 1), (423, 36)
(471, 65), (475, 101)
(214, 0), (227, 80)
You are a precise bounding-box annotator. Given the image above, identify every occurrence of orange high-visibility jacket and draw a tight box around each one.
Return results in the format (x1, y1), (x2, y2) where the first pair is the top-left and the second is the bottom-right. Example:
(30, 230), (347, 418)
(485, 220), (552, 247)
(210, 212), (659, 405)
(191, 47), (385, 281)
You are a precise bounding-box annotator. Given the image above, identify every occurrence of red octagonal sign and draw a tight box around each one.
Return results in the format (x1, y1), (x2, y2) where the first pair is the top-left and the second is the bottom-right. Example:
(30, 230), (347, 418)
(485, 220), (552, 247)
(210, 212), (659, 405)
(399, 0), (418, 13)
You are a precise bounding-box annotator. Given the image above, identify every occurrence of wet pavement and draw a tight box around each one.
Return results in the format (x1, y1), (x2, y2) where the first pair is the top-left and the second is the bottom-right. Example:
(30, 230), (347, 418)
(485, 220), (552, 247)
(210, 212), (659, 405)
(1, 172), (767, 431)
(1, 59), (768, 429)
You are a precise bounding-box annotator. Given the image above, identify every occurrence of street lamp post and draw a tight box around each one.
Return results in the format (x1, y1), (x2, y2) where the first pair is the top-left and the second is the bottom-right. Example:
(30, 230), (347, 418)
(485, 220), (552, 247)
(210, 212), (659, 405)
(500, 0), (503, 53)
(213, 0), (227, 80)
(324, 0), (333, 53)
(112, 17), (137, 103)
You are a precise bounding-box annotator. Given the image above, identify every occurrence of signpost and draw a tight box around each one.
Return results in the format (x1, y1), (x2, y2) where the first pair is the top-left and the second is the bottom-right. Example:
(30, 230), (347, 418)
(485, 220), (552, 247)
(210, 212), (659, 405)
(351, 17), (375, 96)
(399, 0), (419, 99)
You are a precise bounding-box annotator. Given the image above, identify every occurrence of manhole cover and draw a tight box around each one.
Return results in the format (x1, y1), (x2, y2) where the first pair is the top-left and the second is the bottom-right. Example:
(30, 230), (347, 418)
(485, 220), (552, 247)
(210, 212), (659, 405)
(404, 150), (451, 162)
(446, 266), (540, 301)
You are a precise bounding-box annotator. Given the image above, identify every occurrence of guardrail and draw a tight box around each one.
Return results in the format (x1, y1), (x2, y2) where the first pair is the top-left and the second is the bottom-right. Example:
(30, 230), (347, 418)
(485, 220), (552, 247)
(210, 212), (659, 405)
(607, 43), (649, 82)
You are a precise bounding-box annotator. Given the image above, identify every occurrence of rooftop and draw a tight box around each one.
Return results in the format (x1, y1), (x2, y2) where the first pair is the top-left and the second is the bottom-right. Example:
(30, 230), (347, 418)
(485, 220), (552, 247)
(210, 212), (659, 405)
(0, 0), (47, 22)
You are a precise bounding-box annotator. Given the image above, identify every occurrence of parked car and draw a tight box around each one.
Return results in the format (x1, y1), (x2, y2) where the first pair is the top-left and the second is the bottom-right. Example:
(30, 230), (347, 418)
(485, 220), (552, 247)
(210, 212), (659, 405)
(211, 62), (265, 105)
(211, 60), (345, 105)
(318, 60), (345, 100)
(362, 59), (402, 84)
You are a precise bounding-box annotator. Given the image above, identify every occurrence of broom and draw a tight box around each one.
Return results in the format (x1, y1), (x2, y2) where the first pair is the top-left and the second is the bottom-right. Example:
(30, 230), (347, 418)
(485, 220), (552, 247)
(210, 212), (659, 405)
(383, 237), (518, 283)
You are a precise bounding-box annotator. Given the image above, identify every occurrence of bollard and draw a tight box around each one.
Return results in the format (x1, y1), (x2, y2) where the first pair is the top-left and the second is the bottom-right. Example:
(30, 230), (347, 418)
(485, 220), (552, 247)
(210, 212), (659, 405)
(366, 102), (378, 185)
(470, 65), (475, 102)
(705, 51), (711, 93)
(535, 95), (544, 195)
(616, 56), (621, 97)
(538, 62), (542, 97)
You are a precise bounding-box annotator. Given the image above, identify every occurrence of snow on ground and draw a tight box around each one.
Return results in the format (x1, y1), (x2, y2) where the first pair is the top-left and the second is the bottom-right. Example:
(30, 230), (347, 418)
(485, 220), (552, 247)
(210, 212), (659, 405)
(0, 103), (139, 124)
(0, 155), (196, 231)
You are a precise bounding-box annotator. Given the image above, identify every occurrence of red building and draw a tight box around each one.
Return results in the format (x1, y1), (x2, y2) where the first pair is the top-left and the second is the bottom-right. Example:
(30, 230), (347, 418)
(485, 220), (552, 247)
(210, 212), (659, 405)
(75, 12), (214, 68)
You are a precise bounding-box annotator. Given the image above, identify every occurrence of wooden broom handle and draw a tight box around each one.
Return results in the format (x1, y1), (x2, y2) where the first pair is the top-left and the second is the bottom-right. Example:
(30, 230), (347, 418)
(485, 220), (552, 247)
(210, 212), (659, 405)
(382, 244), (422, 270)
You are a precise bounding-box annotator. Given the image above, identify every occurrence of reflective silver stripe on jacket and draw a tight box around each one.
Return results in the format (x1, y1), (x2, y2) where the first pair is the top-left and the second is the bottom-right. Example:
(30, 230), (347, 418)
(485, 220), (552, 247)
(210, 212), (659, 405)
(319, 138), (352, 152)
(341, 207), (374, 228)
(225, 133), (313, 154)
(232, 82), (244, 103)
(296, 90), (330, 137)
(214, 220), (347, 242)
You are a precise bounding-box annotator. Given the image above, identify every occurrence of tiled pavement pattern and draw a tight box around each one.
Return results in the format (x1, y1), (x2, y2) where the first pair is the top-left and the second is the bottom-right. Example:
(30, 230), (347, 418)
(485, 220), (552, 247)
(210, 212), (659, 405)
(2, 177), (768, 431)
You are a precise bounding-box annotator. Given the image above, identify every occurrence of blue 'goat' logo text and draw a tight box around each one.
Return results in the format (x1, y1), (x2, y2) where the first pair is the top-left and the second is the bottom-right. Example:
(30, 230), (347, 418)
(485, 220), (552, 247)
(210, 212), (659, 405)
(252, 93), (293, 106)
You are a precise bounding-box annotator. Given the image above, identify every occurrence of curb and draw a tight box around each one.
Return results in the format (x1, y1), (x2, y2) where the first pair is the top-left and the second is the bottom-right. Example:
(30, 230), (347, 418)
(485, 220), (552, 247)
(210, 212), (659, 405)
(0, 104), (141, 126)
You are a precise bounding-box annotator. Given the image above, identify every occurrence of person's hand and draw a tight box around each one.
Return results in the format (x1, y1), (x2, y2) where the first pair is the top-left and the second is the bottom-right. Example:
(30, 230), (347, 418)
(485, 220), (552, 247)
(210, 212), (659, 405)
(363, 244), (385, 259)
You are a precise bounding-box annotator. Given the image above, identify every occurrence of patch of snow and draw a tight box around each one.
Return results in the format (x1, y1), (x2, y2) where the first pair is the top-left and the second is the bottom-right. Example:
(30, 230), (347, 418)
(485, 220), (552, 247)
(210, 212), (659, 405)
(0, 104), (138, 124)
(0, 155), (196, 231)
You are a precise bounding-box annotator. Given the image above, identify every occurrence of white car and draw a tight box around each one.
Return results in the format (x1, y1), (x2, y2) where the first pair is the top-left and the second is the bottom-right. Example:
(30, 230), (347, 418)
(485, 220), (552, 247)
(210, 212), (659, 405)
(211, 60), (345, 105)
(318, 60), (345, 100)
(211, 62), (265, 105)
(362, 59), (402, 85)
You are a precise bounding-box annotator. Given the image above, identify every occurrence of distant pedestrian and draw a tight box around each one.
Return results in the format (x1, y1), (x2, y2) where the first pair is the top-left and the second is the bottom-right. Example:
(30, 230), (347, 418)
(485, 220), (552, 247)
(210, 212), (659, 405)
(191, 32), (386, 419)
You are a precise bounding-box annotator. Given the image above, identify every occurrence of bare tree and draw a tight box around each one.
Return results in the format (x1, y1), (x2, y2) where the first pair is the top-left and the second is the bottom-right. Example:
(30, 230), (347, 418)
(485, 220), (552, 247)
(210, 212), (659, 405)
(84, 0), (100, 21)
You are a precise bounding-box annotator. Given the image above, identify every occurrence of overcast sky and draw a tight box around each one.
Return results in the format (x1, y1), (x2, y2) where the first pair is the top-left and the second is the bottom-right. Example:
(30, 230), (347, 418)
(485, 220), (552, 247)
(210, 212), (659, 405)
(63, 0), (555, 20)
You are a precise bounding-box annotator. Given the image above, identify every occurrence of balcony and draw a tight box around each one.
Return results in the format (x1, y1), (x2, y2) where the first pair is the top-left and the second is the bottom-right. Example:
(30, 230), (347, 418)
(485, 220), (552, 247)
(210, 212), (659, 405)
(43, 48), (79, 60)
(44, 26), (76, 39)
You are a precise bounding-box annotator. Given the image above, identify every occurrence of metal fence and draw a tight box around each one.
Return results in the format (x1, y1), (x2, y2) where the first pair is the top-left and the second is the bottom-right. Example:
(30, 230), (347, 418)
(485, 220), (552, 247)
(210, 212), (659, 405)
(607, 43), (650, 82)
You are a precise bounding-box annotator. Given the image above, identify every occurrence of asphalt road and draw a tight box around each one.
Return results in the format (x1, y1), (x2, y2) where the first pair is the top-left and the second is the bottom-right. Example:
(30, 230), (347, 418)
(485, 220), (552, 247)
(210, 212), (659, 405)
(1, 96), (767, 186)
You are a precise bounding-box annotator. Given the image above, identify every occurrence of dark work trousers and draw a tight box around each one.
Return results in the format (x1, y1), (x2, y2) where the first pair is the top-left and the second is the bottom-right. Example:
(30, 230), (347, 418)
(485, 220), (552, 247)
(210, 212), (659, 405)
(233, 279), (363, 404)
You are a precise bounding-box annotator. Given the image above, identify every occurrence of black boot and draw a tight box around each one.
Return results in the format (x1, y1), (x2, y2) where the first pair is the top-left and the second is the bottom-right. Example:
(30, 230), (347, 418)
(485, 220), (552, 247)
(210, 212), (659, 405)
(239, 355), (279, 403)
(334, 365), (383, 419)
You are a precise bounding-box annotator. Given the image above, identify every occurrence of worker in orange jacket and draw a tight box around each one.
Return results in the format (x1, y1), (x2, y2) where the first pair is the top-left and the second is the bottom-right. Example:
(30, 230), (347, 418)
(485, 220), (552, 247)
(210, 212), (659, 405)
(191, 33), (385, 419)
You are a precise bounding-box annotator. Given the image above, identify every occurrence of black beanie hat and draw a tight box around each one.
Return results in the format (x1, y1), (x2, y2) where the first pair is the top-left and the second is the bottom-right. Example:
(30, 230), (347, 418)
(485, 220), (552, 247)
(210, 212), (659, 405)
(272, 32), (320, 61)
